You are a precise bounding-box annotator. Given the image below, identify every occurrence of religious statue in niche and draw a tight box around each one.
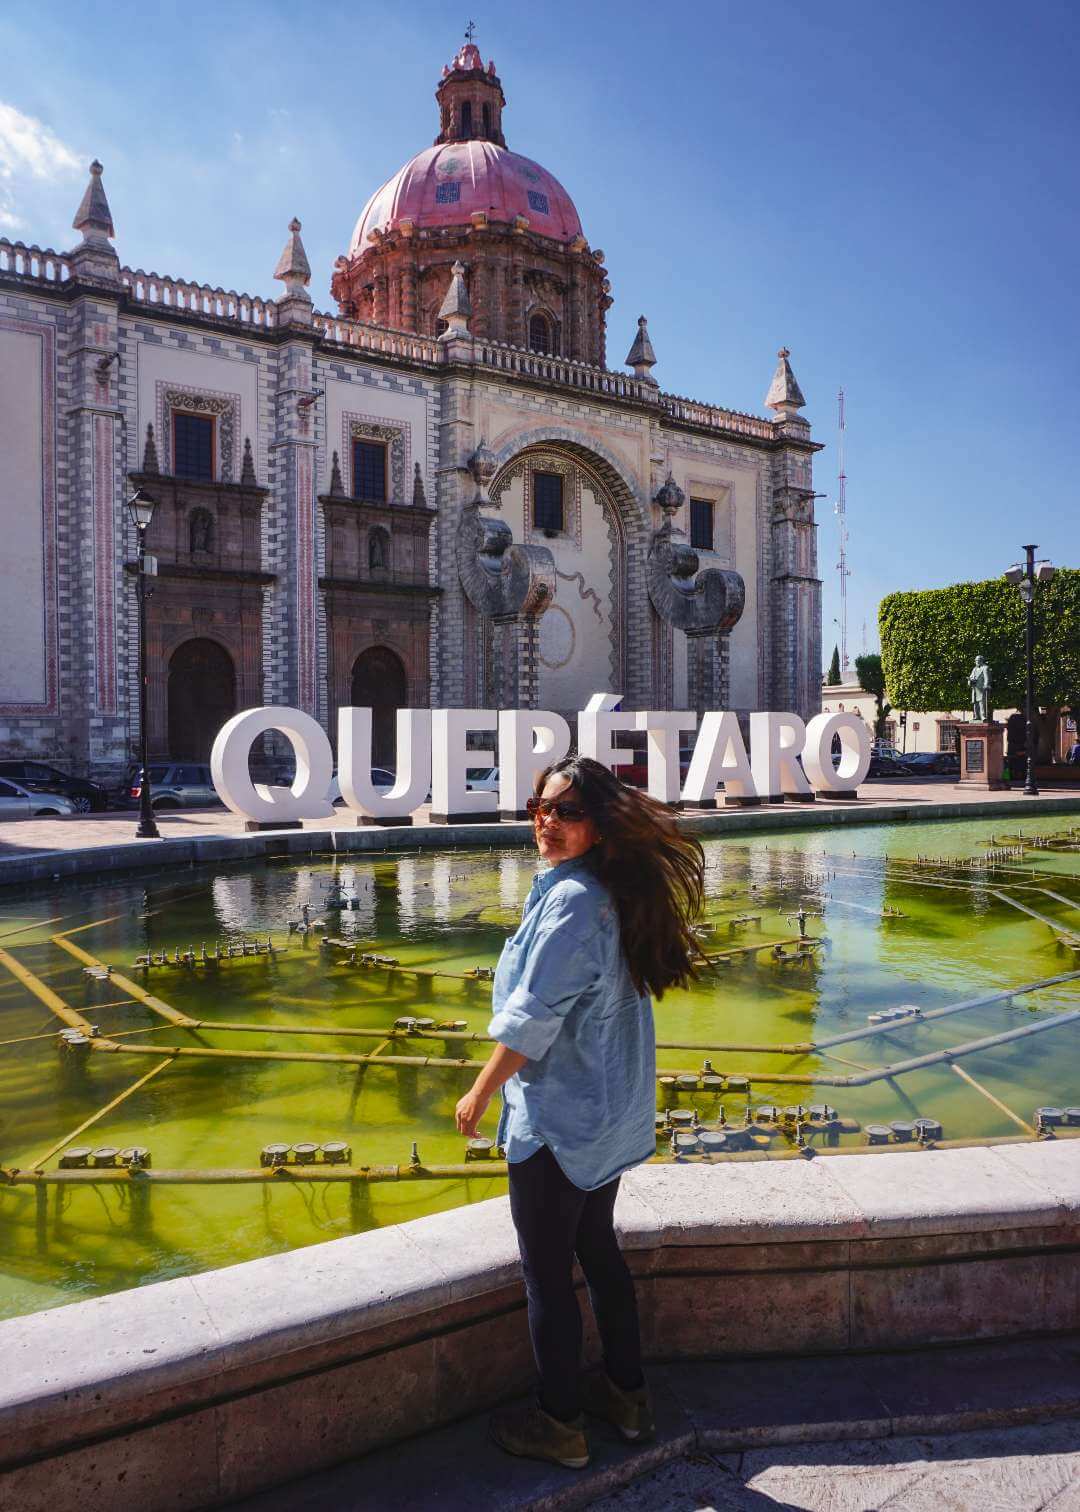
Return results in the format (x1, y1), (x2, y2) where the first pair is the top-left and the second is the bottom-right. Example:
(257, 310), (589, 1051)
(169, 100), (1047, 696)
(368, 527), (390, 573)
(968, 654), (992, 723)
(189, 508), (214, 554)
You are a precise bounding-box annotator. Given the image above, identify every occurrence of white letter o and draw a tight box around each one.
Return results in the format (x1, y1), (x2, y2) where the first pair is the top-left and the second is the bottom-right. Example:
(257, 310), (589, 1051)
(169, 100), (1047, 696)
(210, 707), (335, 823)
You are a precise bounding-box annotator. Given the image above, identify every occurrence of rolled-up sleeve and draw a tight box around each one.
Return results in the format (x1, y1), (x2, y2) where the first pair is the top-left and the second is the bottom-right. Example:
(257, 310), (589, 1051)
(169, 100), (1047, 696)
(488, 888), (602, 1061)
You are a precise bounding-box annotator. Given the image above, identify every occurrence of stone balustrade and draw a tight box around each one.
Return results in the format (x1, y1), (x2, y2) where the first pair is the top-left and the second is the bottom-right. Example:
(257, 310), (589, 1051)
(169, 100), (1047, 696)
(0, 238), (70, 283)
(120, 267), (278, 327)
(312, 311), (441, 363)
(660, 391), (776, 440)
(473, 337), (657, 401)
(0, 244), (775, 436)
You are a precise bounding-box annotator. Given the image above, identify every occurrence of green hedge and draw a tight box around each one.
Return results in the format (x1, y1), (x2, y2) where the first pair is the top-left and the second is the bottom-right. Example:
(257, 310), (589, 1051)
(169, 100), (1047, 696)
(878, 569), (1080, 713)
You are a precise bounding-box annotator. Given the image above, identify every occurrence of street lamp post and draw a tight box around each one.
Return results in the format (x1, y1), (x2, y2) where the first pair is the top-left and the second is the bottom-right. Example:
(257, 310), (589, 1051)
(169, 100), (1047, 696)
(125, 489), (162, 841)
(1005, 544), (1056, 798)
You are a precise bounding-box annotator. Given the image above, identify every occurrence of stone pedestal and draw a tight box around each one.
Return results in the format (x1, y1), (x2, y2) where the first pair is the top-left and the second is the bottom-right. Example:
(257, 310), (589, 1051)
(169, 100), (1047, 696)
(957, 722), (1006, 790)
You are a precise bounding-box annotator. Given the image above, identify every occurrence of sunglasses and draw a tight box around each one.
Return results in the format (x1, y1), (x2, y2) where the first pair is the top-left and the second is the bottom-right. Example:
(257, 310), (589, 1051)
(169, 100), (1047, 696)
(526, 797), (590, 823)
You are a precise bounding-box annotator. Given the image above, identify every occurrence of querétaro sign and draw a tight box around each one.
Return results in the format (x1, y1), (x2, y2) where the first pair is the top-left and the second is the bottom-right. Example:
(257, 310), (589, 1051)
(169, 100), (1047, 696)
(209, 694), (872, 825)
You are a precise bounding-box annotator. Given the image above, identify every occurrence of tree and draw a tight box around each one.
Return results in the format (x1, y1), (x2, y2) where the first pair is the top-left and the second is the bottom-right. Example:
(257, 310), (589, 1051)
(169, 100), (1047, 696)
(855, 652), (893, 738)
(879, 570), (1080, 716)
(826, 644), (842, 685)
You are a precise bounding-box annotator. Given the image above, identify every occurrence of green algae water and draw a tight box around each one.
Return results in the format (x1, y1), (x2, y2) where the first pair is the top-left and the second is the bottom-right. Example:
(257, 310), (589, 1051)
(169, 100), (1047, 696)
(1, 812), (1078, 1320)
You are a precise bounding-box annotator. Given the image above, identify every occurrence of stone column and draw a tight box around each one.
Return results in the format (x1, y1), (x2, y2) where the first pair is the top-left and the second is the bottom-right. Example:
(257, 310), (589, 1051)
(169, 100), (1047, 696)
(685, 627), (732, 719)
(401, 258), (418, 333)
(372, 274), (388, 327)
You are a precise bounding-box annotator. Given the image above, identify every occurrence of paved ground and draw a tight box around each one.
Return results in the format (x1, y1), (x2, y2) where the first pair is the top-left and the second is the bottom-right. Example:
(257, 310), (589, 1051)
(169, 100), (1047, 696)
(227, 1333), (1080, 1511)
(2, 776), (1078, 857)
(588, 1421), (1080, 1510)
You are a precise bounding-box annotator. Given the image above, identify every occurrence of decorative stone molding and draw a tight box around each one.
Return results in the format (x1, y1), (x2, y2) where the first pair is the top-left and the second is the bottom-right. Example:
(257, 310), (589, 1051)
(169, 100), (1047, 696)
(155, 382), (240, 482)
(342, 413), (410, 503)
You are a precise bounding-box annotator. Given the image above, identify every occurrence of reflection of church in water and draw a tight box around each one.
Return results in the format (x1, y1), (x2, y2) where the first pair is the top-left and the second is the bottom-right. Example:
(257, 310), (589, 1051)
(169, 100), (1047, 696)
(0, 37), (822, 777)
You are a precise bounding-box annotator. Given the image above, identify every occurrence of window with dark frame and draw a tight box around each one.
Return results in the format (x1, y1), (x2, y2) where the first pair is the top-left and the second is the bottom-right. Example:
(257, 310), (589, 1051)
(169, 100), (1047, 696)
(689, 498), (714, 551)
(529, 314), (551, 354)
(353, 439), (387, 502)
(460, 100), (473, 136)
(532, 471), (563, 532)
(173, 412), (214, 481)
(482, 102), (491, 136)
(938, 721), (961, 753)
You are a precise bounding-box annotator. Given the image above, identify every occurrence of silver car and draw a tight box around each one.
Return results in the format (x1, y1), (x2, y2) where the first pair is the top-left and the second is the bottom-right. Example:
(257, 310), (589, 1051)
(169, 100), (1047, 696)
(124, 763), (221, 810)
(0, 777), (77, 819)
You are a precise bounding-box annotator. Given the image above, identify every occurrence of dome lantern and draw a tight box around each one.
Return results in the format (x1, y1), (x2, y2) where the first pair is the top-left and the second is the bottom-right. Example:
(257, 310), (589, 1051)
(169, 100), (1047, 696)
(435, 37), (506, 148)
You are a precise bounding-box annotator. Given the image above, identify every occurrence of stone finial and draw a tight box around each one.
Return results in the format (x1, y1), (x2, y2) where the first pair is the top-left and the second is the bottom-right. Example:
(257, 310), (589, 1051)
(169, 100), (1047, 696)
(654, 471), (685, 517)
(765, 346), (806, 415)
(240, 437), (257, 486)
(274, 217), (312, 298)
(329, 450), (345, 497)
(413, 461), (427, 507)
(625, 315), (657, 385)
(72, 160), (114, 243)
(438, 260), (472, 339)
(141, 422), (160, 475)
(468, 438), (498, 503)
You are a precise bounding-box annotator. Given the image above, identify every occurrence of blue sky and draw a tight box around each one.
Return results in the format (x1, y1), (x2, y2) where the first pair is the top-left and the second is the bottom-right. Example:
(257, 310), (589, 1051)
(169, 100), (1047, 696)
(3, 0), (1077, 672)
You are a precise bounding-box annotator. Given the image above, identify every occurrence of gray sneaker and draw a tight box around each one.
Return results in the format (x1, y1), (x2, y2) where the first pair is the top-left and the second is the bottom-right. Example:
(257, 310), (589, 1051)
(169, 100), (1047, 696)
(489, 1401), (590, 1469)
(579, 1368), (655, 1442)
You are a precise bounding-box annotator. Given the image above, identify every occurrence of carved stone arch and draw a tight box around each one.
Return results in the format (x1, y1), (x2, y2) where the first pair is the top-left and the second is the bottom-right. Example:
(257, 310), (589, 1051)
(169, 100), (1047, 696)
(487, 434), (651, 705)
(488, 426), (648, 538)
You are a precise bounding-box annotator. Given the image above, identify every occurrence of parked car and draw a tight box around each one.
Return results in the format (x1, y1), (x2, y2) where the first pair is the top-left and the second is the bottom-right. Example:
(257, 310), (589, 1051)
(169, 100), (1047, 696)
(0, 777), (77, 819)
(866, 754), (911, 778)
(121, 763), (221, 810)
(900, 751), (960, 776)
(0, 760), (107, 813)
(327, 768), (396, 804)
(465, 766), (500, 793)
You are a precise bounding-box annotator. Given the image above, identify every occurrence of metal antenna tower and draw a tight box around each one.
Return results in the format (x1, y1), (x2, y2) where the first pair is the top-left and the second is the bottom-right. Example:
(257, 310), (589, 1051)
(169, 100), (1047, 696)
(834, 388), (851, 677)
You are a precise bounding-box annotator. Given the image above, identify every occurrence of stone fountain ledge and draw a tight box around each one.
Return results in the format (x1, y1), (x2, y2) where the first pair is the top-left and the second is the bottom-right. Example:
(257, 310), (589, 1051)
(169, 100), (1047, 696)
(2, 1140), (1080, 1511)
(0, 789), (1078, 891)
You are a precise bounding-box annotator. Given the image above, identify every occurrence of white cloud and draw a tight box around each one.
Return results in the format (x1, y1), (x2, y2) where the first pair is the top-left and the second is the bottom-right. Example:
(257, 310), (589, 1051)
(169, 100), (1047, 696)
(0, 193), (24, 231)
(0, 101), (81, 184)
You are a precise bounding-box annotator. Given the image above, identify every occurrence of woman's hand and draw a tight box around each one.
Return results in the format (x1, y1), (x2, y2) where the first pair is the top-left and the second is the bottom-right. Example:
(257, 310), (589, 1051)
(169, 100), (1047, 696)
(455, 1086), (492, 1138)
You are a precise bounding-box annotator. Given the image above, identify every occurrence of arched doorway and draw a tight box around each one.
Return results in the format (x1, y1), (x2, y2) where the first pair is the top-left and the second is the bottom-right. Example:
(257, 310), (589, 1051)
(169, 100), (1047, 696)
(167, 639), (236, 761)
(351, 646), (407, 769)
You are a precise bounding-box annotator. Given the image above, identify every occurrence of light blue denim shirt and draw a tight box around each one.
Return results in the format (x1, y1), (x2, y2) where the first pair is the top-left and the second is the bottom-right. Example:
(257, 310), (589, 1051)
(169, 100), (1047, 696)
(488, 853), (656, 1191)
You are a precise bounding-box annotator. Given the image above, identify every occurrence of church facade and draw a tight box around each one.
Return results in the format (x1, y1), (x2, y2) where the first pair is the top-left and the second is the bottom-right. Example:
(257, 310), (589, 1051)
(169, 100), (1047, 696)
(0, 40), (822, 779)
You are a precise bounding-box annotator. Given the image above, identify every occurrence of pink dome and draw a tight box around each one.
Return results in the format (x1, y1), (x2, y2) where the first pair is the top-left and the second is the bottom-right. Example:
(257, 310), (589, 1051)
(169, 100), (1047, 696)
(349, 140), (583, 253)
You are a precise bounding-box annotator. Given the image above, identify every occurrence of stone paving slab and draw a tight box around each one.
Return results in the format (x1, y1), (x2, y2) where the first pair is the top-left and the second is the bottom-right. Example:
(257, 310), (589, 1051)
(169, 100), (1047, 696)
(224, 1333), (1080, 1512)
(596, 1417), (1080, 1511)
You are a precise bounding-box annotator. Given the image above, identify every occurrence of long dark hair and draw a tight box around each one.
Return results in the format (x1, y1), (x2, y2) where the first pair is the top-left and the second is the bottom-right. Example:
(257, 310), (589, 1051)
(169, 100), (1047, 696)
(536, 755), (705, 999)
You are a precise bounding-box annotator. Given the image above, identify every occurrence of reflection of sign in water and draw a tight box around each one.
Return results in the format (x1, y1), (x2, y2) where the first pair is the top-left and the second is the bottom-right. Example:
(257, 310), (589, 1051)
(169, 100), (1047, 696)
(966, 738), (985, 774)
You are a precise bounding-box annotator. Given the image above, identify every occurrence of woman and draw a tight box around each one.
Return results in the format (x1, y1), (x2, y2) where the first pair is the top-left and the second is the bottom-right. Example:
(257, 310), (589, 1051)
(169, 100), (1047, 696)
(455, 755), (704, 1470)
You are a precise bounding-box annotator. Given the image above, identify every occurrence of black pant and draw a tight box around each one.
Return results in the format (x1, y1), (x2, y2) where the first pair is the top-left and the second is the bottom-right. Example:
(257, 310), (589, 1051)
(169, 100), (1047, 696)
(507, 1144), (643, 1422)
